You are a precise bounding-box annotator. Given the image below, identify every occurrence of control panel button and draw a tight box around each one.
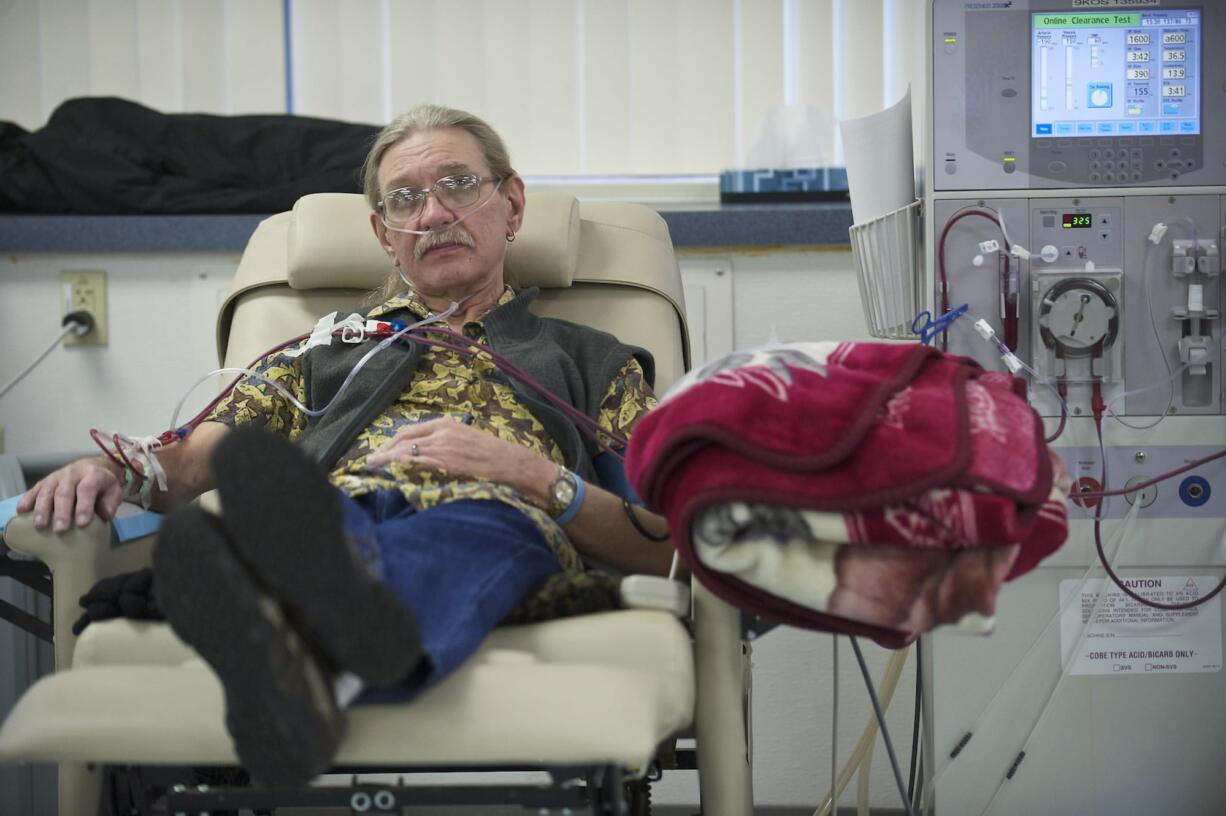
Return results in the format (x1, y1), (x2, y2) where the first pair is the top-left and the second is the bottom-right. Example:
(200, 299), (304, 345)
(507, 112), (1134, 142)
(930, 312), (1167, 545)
(1103, 149), (1115, 159)
(1047, 160), (1068, 174)
(1130, 148), (1143, 160)
(1089, 172), (1102, 182)
(1089, 149), (1102, 160)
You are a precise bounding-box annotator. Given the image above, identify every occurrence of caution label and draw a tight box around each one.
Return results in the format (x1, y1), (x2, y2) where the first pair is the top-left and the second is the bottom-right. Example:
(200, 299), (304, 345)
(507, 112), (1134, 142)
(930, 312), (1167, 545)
(1059, 576), (1222, 676)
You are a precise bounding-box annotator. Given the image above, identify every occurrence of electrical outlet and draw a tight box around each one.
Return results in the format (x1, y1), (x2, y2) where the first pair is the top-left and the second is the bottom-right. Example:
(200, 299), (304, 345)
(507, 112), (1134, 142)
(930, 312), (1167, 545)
(60, 269), (108, 346)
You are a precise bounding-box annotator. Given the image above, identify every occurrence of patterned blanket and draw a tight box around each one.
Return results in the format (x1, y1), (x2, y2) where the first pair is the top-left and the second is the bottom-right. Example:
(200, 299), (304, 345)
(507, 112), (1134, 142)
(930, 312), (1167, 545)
(626, 341), (1070, 647)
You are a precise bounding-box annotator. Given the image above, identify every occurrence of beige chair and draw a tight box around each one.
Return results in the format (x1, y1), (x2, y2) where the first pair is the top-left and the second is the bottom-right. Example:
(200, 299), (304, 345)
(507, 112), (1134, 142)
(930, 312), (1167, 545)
(0, 193), (754, 815)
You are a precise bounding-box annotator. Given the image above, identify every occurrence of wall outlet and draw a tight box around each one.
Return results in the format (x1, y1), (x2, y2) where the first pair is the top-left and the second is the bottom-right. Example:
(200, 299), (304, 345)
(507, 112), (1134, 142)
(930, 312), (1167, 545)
(60, 269), (108, 346)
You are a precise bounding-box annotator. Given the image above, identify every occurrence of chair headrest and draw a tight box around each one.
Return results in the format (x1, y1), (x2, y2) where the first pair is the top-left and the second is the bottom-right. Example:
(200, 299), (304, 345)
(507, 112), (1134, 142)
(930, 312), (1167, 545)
(286, 192), (580, 291)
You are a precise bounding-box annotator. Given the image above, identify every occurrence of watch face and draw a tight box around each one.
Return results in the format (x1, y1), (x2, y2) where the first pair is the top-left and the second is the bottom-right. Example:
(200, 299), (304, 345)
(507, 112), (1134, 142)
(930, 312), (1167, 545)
(553, 474), (576, 505)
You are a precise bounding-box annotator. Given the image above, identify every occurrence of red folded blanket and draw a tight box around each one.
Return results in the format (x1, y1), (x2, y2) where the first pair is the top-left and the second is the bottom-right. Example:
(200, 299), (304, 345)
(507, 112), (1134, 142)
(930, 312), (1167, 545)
(626, 342), (1070, 647)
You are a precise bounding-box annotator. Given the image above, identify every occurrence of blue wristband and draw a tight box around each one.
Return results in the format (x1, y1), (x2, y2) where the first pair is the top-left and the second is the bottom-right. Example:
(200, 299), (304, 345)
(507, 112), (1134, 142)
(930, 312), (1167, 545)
(555, 471), (586, 526)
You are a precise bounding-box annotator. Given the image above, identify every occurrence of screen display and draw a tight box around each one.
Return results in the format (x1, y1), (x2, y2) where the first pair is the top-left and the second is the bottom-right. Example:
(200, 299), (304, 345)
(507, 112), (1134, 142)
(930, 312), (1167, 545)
(1031, 9), (1201, 138)
(1063, 213), (1093, 228)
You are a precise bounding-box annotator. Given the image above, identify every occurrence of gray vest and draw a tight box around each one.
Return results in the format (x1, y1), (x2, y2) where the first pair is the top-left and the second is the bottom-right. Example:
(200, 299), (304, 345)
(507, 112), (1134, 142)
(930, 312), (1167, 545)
(296, 287), (654, 485)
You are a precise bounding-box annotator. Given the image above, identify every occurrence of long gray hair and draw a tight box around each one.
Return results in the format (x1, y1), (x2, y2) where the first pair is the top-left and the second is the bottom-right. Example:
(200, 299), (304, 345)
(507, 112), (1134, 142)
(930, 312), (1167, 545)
(361, 104), (518, 304)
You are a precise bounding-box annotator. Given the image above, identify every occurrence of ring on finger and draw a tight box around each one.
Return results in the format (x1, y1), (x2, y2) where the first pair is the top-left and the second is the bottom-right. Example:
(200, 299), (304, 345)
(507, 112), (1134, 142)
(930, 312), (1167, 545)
(410, 442), (420, 457)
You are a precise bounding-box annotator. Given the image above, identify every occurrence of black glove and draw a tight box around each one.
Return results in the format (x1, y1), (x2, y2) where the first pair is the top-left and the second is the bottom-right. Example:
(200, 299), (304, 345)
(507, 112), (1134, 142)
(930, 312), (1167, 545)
(72, 567), (164, 636)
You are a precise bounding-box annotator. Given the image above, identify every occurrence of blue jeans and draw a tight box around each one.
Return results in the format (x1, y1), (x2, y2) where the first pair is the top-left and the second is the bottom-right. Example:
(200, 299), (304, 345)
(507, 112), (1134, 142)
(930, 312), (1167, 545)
(339, 492), (562, 702)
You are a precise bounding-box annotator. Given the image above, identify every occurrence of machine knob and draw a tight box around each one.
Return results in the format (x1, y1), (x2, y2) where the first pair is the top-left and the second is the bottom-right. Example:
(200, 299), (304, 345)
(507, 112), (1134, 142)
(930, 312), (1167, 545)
(1040, 244), (1060, 263)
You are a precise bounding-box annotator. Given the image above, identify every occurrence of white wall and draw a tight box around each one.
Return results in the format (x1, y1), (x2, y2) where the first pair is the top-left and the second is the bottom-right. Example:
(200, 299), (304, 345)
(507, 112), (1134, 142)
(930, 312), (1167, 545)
(0, 246), (919, 810)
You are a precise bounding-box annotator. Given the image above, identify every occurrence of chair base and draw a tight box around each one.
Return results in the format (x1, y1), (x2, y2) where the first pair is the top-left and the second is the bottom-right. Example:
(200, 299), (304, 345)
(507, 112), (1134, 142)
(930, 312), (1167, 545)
(104, 763), (652, 816)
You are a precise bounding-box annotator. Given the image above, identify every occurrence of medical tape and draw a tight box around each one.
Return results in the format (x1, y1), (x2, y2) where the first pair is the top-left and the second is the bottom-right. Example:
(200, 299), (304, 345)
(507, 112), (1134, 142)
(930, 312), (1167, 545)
(284, 312), (364, 357)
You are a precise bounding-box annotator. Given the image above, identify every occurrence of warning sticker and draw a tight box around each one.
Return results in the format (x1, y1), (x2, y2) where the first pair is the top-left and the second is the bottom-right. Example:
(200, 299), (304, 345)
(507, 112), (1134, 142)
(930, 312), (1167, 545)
(1058, 576), (1222, 676)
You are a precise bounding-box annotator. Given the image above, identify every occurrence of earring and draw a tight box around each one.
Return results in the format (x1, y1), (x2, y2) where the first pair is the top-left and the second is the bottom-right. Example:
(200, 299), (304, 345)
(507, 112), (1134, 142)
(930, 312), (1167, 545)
(506, 232), (516, 243)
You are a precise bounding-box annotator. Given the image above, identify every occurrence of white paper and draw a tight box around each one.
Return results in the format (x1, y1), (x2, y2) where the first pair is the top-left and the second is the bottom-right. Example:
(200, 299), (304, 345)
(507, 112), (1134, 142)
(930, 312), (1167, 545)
(840, 88), (916, 224)
(1059, 576), (1223, 676)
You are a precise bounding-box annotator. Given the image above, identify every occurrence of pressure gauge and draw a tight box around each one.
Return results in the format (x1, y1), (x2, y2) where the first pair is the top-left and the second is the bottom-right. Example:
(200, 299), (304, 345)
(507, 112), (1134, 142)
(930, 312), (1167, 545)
(1037, 278), (1119, 357)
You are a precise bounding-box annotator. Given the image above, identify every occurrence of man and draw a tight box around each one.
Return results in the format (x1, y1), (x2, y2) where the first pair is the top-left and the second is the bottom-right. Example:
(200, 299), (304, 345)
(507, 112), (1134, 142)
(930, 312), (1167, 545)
(16, 104), (673, 787)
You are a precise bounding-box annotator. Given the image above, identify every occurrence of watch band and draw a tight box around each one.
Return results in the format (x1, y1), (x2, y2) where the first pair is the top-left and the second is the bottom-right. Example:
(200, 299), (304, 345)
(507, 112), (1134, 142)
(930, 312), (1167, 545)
(555, 471), (586, 526)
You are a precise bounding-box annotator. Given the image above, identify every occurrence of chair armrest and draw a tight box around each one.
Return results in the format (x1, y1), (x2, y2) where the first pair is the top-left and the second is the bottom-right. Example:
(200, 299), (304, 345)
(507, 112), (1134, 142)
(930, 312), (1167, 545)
(3, 514), (156, 671)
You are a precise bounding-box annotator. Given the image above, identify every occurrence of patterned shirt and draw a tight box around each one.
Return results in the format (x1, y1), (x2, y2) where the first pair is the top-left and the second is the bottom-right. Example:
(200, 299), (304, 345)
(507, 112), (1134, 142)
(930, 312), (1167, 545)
(205, 287), (657, 573)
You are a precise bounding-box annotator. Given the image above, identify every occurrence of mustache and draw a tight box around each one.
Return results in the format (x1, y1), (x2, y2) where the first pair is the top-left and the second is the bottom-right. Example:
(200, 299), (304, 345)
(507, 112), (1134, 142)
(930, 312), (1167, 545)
(414, 227), (475, 260)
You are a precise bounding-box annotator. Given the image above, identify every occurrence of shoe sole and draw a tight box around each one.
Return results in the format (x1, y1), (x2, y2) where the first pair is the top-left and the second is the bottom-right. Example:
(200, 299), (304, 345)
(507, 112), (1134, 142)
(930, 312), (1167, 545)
(154, 505), (344, 788)
(210, 427), (423, 686)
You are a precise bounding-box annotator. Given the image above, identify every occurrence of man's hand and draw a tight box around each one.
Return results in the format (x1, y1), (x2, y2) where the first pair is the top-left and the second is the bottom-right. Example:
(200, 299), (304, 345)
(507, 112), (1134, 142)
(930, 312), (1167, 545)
(367, 417), (556, 504)
(16, 457), (124, 533)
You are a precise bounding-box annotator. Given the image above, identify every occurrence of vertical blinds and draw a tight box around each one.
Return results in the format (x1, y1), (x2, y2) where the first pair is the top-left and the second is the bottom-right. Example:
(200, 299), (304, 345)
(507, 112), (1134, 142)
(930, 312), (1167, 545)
(0, 0), (924, 175)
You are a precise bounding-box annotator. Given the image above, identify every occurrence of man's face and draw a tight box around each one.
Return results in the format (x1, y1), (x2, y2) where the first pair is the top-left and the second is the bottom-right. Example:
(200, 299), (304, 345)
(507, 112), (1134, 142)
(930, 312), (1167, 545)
(371, 127), (525, 301)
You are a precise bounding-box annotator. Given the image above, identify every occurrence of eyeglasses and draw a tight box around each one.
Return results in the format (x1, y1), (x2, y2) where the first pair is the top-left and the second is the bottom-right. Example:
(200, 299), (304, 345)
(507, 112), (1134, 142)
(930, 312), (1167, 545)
(377, 174), (503, 228)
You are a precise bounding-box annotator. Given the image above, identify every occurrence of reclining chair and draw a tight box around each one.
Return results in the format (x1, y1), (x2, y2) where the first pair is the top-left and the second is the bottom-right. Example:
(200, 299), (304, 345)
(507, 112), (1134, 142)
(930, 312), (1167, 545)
(0, 193), (754, 815)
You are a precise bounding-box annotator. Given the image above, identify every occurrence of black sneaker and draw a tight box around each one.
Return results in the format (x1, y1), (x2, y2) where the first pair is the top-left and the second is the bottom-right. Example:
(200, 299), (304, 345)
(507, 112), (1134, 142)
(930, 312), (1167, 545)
(154, 505), (343, 788)
(209, 427), (423, 686)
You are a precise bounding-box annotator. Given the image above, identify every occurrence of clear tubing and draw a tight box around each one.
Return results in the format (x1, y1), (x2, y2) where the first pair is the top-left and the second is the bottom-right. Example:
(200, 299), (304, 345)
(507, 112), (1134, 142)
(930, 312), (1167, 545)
(380, 178), (506, 236)
(849, 636), (915, 816)
(925, 500), (1137, 801)
(952, 315), (1070, 419)
(857, 737), (875, 816)
(1104, 362), (1192, 425)
(1110, 221), (1198, 431)
(830, 637), (839, 816)
(948, 202), (1012, 250)
(976, 498), (1141, 816)
(169, 298), (466, 430)
(992, 205), (1014, 250)
(813, 646), (910, 816)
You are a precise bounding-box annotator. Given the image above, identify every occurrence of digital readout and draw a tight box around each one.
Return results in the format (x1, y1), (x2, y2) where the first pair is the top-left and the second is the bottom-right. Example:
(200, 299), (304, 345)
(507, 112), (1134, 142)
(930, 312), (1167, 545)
(1063, 213), (1093, 229)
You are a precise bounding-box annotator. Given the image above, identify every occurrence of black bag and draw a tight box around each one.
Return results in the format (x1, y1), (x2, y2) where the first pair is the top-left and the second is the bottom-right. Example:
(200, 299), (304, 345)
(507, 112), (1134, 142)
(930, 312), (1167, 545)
(0, 97), (380, 214)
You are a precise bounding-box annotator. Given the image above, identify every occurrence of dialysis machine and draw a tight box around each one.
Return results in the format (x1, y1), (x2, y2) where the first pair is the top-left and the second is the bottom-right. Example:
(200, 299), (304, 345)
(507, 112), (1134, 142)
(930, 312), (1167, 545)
(920, 1), (1226, 813)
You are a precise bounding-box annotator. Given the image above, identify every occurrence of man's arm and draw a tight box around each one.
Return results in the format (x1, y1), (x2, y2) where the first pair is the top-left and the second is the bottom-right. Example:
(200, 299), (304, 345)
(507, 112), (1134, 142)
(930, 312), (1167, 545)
(546, 476), (675, 576)
(16, 421), (231, 532)
(366, 418), (675, 576)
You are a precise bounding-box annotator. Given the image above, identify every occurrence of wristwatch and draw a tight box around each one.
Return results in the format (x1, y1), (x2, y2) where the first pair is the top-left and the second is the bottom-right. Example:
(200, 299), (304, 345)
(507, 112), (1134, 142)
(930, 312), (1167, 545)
(546, 468), (585, 524)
